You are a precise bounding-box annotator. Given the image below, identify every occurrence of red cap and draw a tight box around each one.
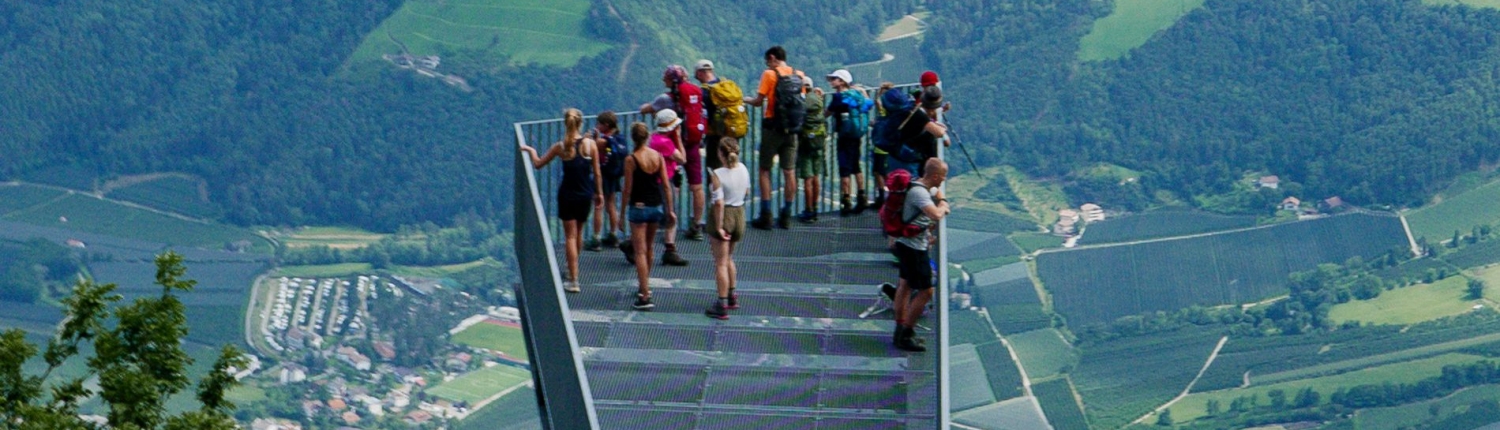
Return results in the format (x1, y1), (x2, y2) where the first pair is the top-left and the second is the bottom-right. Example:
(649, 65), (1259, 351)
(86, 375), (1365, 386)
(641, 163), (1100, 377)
(920, 71), (939, 88)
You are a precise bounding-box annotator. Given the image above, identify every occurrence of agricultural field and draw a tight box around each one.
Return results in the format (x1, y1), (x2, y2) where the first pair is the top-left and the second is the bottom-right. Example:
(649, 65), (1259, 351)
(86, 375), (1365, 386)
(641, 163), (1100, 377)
(1037, 213), (1408, 326)
(1443, 237), (1500, 269)
(1165, 353), (1490, 424)
(949, 231), (1023, 262)
(1473, 264), (1500, 299)
(424, 364), (531, 404)
(976, 341), (1028, 402)
(951, 310), (999, 345)
(953, 396), (1052, 430)
(1354, 384), (1500, 430)
(1071, 329), (1223, 429)
(1328, 275), (1480, 326)
(454, 387), (541, 430)
(105, 175), (220, 219)
(952, 343), (999, 411)
(1011, 232), (1065, 254)
(3, 193), (266, 249)
(1078, 0), (1208, 61)
(348, 0), (612, 68)
(452, 319), (529, 360)
(0, 183), (64, 215)
(1408, 176), (1500, 242)
(1079, 209), (1256, 245)
(279, 226), (386, 250)
(1008, 328), (1077, 380)
(1033, 377), (1091, 430)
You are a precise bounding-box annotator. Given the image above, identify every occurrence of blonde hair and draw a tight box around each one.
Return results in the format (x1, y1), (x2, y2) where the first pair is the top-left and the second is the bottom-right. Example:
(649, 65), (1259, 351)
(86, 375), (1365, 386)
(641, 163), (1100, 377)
(561, 108), (583, 160)
(630, 123), (651, 150)
(719, 137), (741, 168)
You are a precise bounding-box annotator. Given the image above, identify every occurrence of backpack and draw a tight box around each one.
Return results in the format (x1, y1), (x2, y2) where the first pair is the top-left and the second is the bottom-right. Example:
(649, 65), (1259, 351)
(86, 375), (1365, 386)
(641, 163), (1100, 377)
(835, 90), (873, 138)
(705, 79), (748, 138)
(674, 83), (707, 143)
(874, 92), (924, 163)
(771, 69), (806, 134)
(601, 134), (629, 177)
(800, 93), (827, 153)
(879, 168), (926, 238)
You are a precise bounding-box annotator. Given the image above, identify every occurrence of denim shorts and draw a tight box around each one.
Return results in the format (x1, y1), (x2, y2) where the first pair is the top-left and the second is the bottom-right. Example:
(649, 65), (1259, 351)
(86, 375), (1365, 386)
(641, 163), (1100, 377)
(628, 204), (665, 224)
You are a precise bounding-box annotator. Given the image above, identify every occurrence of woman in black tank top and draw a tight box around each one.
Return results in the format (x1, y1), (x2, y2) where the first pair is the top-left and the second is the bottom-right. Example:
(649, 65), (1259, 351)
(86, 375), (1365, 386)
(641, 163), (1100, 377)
(621, 123), (675, 310)
(520, 109), (601, 294)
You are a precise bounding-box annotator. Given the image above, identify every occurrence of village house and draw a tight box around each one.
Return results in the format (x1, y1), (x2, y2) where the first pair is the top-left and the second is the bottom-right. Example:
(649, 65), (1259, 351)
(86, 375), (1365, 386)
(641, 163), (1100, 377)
(1257, 175), (1281, 189)
(373, 341), (396, 362)
(279, 363), (308, 384)
(336, 346), (372, 371)
(1281, 197), (1301, 211)
(1322, 196), (1346, 211)
(1054, 216), (1078, 236)
(1080, 203), (1105, 222)
(405, 410), (433, 425)
(341, 411), (360, 425)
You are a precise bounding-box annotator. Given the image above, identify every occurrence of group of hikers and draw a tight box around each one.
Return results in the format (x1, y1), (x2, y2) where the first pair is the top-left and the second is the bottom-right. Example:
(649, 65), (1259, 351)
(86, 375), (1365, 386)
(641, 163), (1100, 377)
(521, 46), (952, 352)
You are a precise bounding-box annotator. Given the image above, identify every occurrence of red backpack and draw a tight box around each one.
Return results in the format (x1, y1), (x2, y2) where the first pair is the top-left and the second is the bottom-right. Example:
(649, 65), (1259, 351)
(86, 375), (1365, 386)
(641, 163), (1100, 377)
(879, 168), (926, 238)
(674, 82), (707, 144)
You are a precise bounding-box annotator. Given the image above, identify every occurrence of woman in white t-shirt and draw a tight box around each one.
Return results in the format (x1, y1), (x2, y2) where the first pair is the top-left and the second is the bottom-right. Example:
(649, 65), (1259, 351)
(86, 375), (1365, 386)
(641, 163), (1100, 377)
(704, 137), (750, 320)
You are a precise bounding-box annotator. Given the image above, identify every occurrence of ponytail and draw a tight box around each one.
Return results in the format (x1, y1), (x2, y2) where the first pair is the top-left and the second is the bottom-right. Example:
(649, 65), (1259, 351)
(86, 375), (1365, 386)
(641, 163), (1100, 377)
(561, 108), (583, 160)
(630, 123), (651, 150)
(719, 137), (741, 168)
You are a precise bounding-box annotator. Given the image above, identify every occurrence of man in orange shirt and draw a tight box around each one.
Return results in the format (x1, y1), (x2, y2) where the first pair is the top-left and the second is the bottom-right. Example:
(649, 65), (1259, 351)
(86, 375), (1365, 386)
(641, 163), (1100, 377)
(743, 46), (807, 230)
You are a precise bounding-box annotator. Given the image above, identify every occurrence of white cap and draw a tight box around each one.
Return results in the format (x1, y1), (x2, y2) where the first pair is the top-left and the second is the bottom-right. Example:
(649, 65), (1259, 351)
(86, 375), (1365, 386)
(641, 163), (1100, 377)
(655, 109), (681, 133)
(694, 59), (714, 71)
(826, 69), (853, 85)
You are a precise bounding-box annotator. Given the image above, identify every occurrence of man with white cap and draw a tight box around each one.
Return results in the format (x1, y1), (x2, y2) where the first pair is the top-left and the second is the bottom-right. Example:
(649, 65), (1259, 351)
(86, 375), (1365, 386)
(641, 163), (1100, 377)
(826, 69), (873, 216)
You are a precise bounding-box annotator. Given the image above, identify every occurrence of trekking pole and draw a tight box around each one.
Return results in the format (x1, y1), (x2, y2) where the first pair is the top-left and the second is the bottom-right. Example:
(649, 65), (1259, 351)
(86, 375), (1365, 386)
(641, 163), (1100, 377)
(941, 110), (984, 180)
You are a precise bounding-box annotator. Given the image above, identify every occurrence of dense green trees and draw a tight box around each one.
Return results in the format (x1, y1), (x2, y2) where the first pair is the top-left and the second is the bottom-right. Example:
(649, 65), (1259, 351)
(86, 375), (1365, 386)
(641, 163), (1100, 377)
(926, 0), (1500, 209)
(0, 239), (82, 304)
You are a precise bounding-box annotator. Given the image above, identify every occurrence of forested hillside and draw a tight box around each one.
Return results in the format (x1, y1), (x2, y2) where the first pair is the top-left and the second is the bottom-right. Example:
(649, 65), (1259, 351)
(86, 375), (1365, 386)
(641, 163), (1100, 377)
(0, 0), (907, 230)
(926, 0), (1500, 209)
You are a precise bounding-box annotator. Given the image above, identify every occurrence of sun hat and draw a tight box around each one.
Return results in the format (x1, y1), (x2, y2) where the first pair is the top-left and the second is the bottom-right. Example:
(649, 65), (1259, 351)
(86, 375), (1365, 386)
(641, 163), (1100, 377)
(693, 59), (714, 71)
(826, 69), (853, 85)
(921, 86), (944, 110)
(655, 109), (681, 133)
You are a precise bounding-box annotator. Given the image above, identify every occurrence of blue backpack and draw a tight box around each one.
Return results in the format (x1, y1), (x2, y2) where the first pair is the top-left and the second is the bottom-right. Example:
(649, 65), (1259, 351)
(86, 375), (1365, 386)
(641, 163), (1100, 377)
(874, 89), (922, 163)
(601, 134), (629, 177)
(835, 90), (874, 137)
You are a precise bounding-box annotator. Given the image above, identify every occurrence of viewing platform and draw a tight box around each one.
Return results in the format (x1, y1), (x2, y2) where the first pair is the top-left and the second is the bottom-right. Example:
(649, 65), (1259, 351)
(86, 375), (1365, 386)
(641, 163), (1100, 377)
(511, 84), (950, 429)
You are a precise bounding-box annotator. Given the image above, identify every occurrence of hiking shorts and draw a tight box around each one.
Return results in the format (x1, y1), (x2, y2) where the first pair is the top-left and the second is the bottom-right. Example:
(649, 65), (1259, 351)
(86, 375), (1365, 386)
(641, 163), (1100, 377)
(685, 138), (704, 186)
(760, 128), (797, 171)
(797, 149), (825, 179)
(704, 134), (724, 170)
(558, 198), (592, 222)
(601, 175), (622, 195)
(628, 204), (665, 224)
(872, 152), (889, 176)
(837, 136), (863, 177)
(894, 242), (933, 291)
(707, 205), (746, 243)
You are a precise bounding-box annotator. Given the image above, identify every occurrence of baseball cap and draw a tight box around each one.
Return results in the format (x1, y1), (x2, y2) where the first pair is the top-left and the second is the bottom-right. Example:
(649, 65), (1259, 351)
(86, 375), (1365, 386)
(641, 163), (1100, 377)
(826, 69), (853, 85)
(920, 70), (940, 88)
(655, 109), (681, 133)
(694, 59), (714, 71)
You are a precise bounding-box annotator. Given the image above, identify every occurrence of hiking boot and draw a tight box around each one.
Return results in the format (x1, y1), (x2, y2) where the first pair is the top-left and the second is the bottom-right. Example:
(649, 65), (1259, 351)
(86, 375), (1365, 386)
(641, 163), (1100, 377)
(632, 294), (655, 310)
(777, 207), (792, 229)
(705, 302), (729, 320)
(895, 326), (926, 352)
(564, 281), (581, 293)
(873, 194), (885, 209)
(797, 210), (816, 224)
(619, 241), (636, 265)
(751, 213), (773, 230)
(726, 292), (740, 310)
(686, 224), (705, 241)
(854, 192), (870, 214)
(600, 233), (619, 248)
(662, 250), (689, 266)
(584, 238), (603, 252)
(840, 197), (853, 217)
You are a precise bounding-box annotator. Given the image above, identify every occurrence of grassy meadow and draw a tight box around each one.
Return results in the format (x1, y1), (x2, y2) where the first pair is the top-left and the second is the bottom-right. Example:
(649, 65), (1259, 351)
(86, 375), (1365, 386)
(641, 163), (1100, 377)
(349, 0), (612, 68)
(1078, 0), (1208, 61)
(1408, 177), (1500, 242)
(452, 321), (529, 360)
(1328, 276), (1481, 326)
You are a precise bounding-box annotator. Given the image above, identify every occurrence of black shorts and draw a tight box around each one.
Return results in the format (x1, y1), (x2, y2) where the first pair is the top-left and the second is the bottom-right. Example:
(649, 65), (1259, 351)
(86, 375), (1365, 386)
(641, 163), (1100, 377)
(894, 243), (933, 290)
(558, 198), (592, 222)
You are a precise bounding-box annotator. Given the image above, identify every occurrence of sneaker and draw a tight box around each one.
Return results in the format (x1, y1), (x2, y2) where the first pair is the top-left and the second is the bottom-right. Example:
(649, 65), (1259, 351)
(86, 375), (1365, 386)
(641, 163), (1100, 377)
(704, 302), (729, 320)
(564, 281), (581, 293)
(751, 213), (773, 230)
(601, 233), (619, 248)
(584, 238), (602, 252)
(726, 293), (740, 310)
(632, 294), (655, 310)
(620, 241), (636, 265)
(686, 224), (705, 241)
(777, 208), (792, 229)
(662, 250), (688, 266)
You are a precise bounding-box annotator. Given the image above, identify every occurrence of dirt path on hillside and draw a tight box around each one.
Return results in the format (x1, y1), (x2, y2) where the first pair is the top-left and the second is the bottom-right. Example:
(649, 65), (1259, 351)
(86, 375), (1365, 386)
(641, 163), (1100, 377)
(601, 0), (638, 83)
(1130, 335), (1229, 426)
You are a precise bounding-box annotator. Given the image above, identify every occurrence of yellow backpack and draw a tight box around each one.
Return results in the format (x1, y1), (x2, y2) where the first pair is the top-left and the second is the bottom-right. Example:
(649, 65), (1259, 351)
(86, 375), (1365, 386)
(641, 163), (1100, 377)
(706, 79), (749, 138)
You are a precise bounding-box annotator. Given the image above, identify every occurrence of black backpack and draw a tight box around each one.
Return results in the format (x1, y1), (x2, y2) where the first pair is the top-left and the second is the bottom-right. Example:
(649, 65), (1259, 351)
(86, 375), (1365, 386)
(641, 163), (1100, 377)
(772, 69), (806, 134)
